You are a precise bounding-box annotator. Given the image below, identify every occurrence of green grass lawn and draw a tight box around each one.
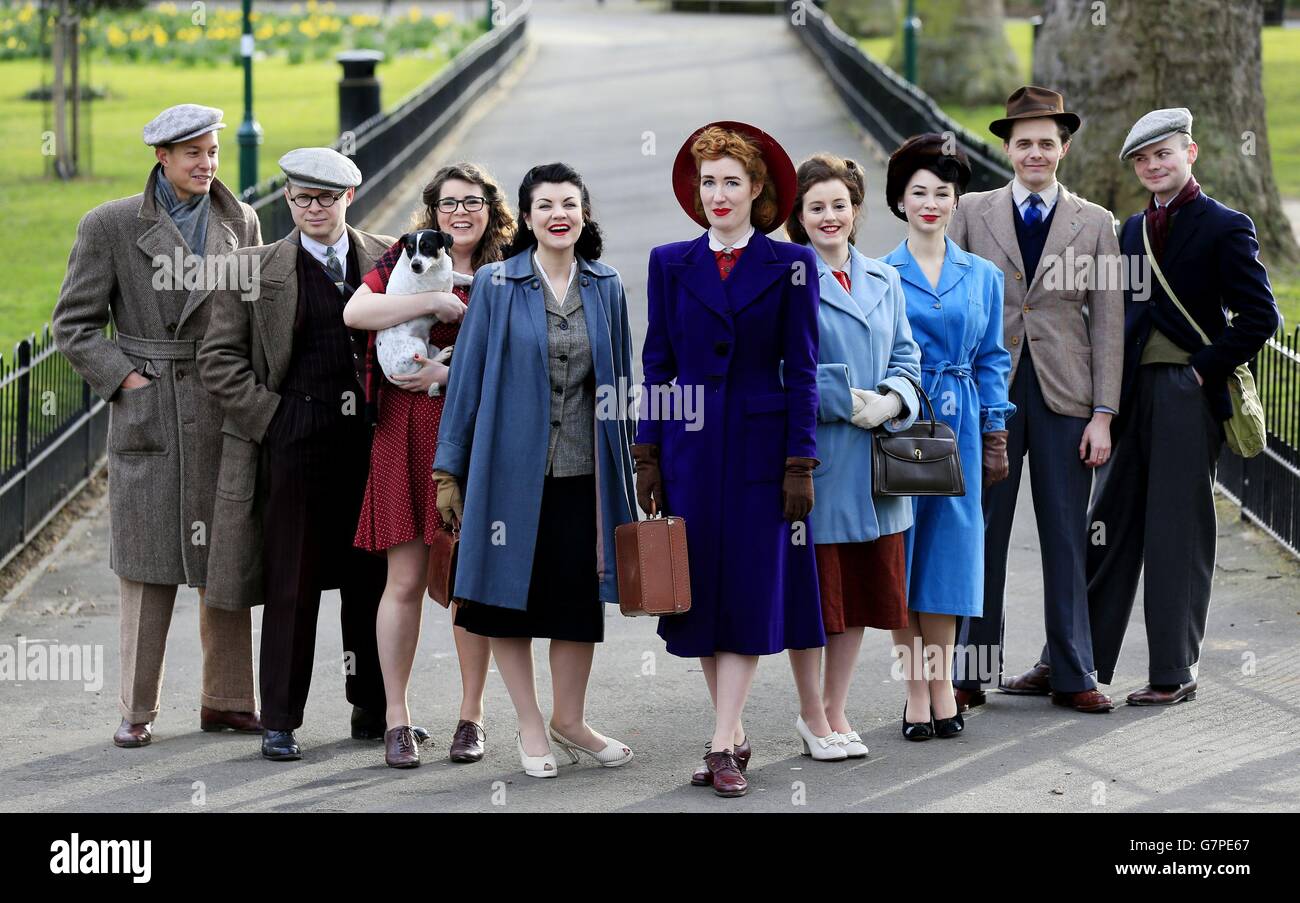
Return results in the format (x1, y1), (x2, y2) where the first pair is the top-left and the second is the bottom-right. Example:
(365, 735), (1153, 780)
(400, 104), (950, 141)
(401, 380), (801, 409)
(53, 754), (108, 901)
(1272, 277), (1299, 334)
(0, 54), (448, 359)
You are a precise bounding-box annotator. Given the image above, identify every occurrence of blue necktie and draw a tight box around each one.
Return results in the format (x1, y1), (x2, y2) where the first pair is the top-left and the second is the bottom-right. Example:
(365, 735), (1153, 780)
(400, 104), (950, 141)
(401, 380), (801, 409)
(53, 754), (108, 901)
(1023, 193), (1043, 227)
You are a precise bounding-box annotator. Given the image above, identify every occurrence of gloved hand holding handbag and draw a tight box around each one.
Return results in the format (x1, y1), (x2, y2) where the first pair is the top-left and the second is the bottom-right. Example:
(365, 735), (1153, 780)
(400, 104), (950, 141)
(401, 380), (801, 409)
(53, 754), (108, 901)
(849, 387), (903, 430)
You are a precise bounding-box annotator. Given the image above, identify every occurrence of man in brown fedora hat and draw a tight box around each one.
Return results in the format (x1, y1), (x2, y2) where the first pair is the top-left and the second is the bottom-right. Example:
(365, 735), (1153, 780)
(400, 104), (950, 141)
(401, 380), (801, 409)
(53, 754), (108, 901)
(948, 86), (1124, 714)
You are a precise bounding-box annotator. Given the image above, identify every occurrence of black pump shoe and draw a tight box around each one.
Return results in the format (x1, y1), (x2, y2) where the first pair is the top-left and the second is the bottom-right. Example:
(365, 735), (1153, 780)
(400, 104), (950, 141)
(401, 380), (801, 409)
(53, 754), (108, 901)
(933, 709), (964, 739)
(902, 701), (934, 741)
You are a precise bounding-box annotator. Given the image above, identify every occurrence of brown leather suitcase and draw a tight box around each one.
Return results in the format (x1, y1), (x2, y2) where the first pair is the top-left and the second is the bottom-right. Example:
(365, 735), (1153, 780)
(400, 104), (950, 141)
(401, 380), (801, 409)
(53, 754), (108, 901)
(615, 514), (691, 617)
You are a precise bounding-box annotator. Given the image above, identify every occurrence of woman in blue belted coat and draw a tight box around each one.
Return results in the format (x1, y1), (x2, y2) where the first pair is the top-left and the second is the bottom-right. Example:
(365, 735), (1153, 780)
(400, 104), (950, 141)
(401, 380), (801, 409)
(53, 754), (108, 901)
(633, 122), (823, 798)
(880, 134), (1014, 741)
(783, 153), (922, 763)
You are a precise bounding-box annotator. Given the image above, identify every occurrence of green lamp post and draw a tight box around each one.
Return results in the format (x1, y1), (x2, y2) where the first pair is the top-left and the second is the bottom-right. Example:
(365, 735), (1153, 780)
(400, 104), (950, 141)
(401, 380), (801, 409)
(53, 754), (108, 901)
(237, 0), (263, 192)
(902, 0), (919, 86)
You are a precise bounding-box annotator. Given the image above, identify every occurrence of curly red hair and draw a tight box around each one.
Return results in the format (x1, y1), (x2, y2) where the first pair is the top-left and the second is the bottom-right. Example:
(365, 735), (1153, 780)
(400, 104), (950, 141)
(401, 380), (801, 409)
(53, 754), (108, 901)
(690, 126), (781, 232)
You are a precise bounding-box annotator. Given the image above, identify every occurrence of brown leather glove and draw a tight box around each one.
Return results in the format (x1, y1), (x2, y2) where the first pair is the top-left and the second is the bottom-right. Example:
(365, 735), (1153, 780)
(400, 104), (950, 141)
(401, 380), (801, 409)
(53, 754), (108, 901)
(782, 456), (818, 522)
(982, 431), (1010, 488)
(631, 443), (666, 516)
(432, 469), (464, 529)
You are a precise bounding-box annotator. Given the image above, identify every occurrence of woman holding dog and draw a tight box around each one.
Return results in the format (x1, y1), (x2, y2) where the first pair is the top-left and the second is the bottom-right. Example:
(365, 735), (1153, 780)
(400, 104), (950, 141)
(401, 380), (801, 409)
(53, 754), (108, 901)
(431, 162), (638, 780)
(632, 122), (824, 798)
(344, 163), (514, 768)
(783, 152), (921, 762)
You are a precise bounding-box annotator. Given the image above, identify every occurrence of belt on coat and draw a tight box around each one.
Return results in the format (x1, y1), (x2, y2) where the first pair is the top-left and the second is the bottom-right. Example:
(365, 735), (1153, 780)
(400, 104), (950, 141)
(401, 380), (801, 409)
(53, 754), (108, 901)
(920, 360), (973, 398)
(115, 331), (198, 361)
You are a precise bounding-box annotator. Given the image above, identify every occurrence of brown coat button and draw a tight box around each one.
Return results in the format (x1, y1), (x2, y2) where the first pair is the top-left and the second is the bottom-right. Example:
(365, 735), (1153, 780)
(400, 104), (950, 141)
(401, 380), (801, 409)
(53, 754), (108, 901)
(1014, 272), (1022, 280)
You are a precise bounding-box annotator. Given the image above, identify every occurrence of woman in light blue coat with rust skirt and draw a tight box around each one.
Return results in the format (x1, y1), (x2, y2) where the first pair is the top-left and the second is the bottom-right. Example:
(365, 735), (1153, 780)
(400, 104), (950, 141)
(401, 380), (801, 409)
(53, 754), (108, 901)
(783, 154), (921, 763)
(881, 135), (1015, 742)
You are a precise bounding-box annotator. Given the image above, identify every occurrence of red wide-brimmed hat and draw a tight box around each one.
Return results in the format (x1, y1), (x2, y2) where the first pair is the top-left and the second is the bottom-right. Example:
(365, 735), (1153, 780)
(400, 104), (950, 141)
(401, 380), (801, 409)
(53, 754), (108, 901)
(672, 120), (798, 234)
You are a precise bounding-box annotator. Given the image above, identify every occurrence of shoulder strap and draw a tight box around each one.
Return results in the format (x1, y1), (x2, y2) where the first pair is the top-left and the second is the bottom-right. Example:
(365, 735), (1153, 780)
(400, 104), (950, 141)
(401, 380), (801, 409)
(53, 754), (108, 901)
(1141, 216), (1211, 347)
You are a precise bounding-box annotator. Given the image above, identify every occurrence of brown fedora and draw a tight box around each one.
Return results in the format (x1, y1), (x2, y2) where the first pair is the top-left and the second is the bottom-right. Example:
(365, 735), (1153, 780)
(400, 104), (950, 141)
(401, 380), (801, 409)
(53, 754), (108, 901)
(988, 85), (1081, 141)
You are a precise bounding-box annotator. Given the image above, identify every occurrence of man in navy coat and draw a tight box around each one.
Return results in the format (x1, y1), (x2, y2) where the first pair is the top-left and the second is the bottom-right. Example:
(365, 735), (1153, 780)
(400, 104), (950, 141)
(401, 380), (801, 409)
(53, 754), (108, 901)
(1086, 108), (1279, 705)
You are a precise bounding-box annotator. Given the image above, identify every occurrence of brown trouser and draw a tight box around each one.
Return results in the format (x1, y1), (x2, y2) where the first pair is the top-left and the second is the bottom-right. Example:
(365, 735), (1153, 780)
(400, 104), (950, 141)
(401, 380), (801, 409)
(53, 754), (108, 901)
(118, 577), (257, 722)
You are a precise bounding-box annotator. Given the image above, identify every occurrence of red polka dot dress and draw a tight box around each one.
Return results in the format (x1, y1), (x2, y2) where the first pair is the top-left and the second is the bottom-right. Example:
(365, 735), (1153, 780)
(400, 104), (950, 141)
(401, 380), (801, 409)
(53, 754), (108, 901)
(353, 245), (469, 553)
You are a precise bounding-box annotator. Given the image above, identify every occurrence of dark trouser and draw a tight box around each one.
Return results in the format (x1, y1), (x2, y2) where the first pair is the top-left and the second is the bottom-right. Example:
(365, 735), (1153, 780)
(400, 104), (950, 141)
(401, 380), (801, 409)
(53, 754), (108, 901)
(1085, 364), (1222, 686)
(258, 393), (388, 731)
(955, 351), (1098, 693)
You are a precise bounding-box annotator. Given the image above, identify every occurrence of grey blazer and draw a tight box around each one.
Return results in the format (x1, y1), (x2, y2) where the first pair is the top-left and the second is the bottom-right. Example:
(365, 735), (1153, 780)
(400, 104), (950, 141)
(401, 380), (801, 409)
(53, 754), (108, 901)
(52, 164), (262, 586)
(197, 226), (394, 610)
(949, 182), (1124, 418)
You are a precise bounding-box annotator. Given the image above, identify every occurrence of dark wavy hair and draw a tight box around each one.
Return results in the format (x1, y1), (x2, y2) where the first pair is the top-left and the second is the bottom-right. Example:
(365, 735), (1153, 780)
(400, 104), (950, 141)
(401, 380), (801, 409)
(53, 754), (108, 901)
(506, 162), (604, 260)
(785, 153), (867, 245)
(885, 133), (973, 221)
(409, 161), (515, 270)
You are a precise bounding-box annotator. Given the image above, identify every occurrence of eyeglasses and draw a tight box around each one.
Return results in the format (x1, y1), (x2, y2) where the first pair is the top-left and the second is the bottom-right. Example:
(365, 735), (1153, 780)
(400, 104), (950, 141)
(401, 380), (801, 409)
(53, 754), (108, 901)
(436, 196), (486, 213)
(288, 190), (346, 209)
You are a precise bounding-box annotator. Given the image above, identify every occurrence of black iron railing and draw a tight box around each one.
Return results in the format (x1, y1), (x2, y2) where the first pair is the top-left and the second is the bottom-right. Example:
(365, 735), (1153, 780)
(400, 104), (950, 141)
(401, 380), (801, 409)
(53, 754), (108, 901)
(787, 0), (1013, 191)
(1216, 327), (1300, 558)
(0, 327), (109, 571)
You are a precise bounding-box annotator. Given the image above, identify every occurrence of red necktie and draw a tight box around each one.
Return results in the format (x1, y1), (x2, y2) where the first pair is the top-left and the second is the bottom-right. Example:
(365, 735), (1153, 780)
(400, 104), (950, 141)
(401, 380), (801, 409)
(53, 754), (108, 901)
(832, 270), (851, 293)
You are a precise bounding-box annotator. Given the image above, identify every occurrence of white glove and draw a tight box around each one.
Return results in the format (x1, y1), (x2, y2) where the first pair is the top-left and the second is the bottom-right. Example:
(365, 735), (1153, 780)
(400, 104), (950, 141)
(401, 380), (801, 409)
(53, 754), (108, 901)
(849, 388), (902, 430)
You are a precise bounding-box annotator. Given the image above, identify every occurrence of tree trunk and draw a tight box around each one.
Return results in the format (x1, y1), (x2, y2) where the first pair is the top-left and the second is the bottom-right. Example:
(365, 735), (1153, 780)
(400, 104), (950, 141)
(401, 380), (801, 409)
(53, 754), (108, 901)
(69, 13), (80, 178)
(51, 0), (71, 180)
(824, 0), (900, 38)
(887, 0), (1019, 105)
(1034, 0), (1299, 266)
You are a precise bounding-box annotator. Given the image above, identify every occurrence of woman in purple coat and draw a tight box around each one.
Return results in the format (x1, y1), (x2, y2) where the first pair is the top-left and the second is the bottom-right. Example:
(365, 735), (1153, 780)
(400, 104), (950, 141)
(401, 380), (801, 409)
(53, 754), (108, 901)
(633, 121), (824, 798)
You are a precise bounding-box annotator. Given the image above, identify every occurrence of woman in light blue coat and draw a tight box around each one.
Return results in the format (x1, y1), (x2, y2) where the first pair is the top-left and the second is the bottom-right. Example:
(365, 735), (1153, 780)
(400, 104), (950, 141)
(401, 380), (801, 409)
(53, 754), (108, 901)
(783, 154), (922, 762)
(881, 134), (1014, 741)
(432, 163), (638, 778)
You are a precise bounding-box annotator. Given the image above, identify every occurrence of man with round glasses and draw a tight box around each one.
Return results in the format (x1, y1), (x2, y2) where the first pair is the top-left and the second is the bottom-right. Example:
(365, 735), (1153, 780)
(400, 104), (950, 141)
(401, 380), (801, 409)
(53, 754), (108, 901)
(200, 147), (425, 760)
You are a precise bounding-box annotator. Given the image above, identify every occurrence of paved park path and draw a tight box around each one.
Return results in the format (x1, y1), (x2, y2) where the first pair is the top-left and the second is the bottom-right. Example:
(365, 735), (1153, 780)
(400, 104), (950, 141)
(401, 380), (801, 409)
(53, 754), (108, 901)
(3, 0), (1298, 813)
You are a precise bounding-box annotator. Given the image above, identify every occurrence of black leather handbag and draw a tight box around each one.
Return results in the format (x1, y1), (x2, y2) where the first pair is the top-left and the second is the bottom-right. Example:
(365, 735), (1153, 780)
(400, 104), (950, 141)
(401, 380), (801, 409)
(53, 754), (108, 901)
(871, 376), (965, 497)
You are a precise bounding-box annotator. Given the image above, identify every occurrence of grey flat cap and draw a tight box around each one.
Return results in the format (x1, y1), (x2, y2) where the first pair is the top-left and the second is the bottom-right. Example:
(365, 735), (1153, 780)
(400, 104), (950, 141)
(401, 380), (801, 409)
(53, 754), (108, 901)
(142, 104), (226, 146)
(1119, 108), (1193, 159)
(279, 148), (363, 190)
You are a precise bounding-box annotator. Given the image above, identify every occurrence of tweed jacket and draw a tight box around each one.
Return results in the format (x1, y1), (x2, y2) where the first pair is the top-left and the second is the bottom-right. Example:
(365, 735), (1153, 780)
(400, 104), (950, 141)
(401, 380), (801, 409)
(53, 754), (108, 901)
(948, 181), (1123, 418)
(197, 225), (393, 609)
(52, 163), (262, 586)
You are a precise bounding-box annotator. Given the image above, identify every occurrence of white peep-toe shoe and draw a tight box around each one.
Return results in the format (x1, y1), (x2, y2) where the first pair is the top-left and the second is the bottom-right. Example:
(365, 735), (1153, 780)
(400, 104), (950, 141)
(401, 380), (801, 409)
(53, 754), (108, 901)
(516, 732), (558, 778)
(548, 726), (634, 767)
(796, 716), (848, 761)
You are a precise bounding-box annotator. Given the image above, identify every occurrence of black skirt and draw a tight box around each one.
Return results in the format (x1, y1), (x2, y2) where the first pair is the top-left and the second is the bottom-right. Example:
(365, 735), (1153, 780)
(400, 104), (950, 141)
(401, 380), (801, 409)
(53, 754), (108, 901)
(454, 473), (604, 642)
